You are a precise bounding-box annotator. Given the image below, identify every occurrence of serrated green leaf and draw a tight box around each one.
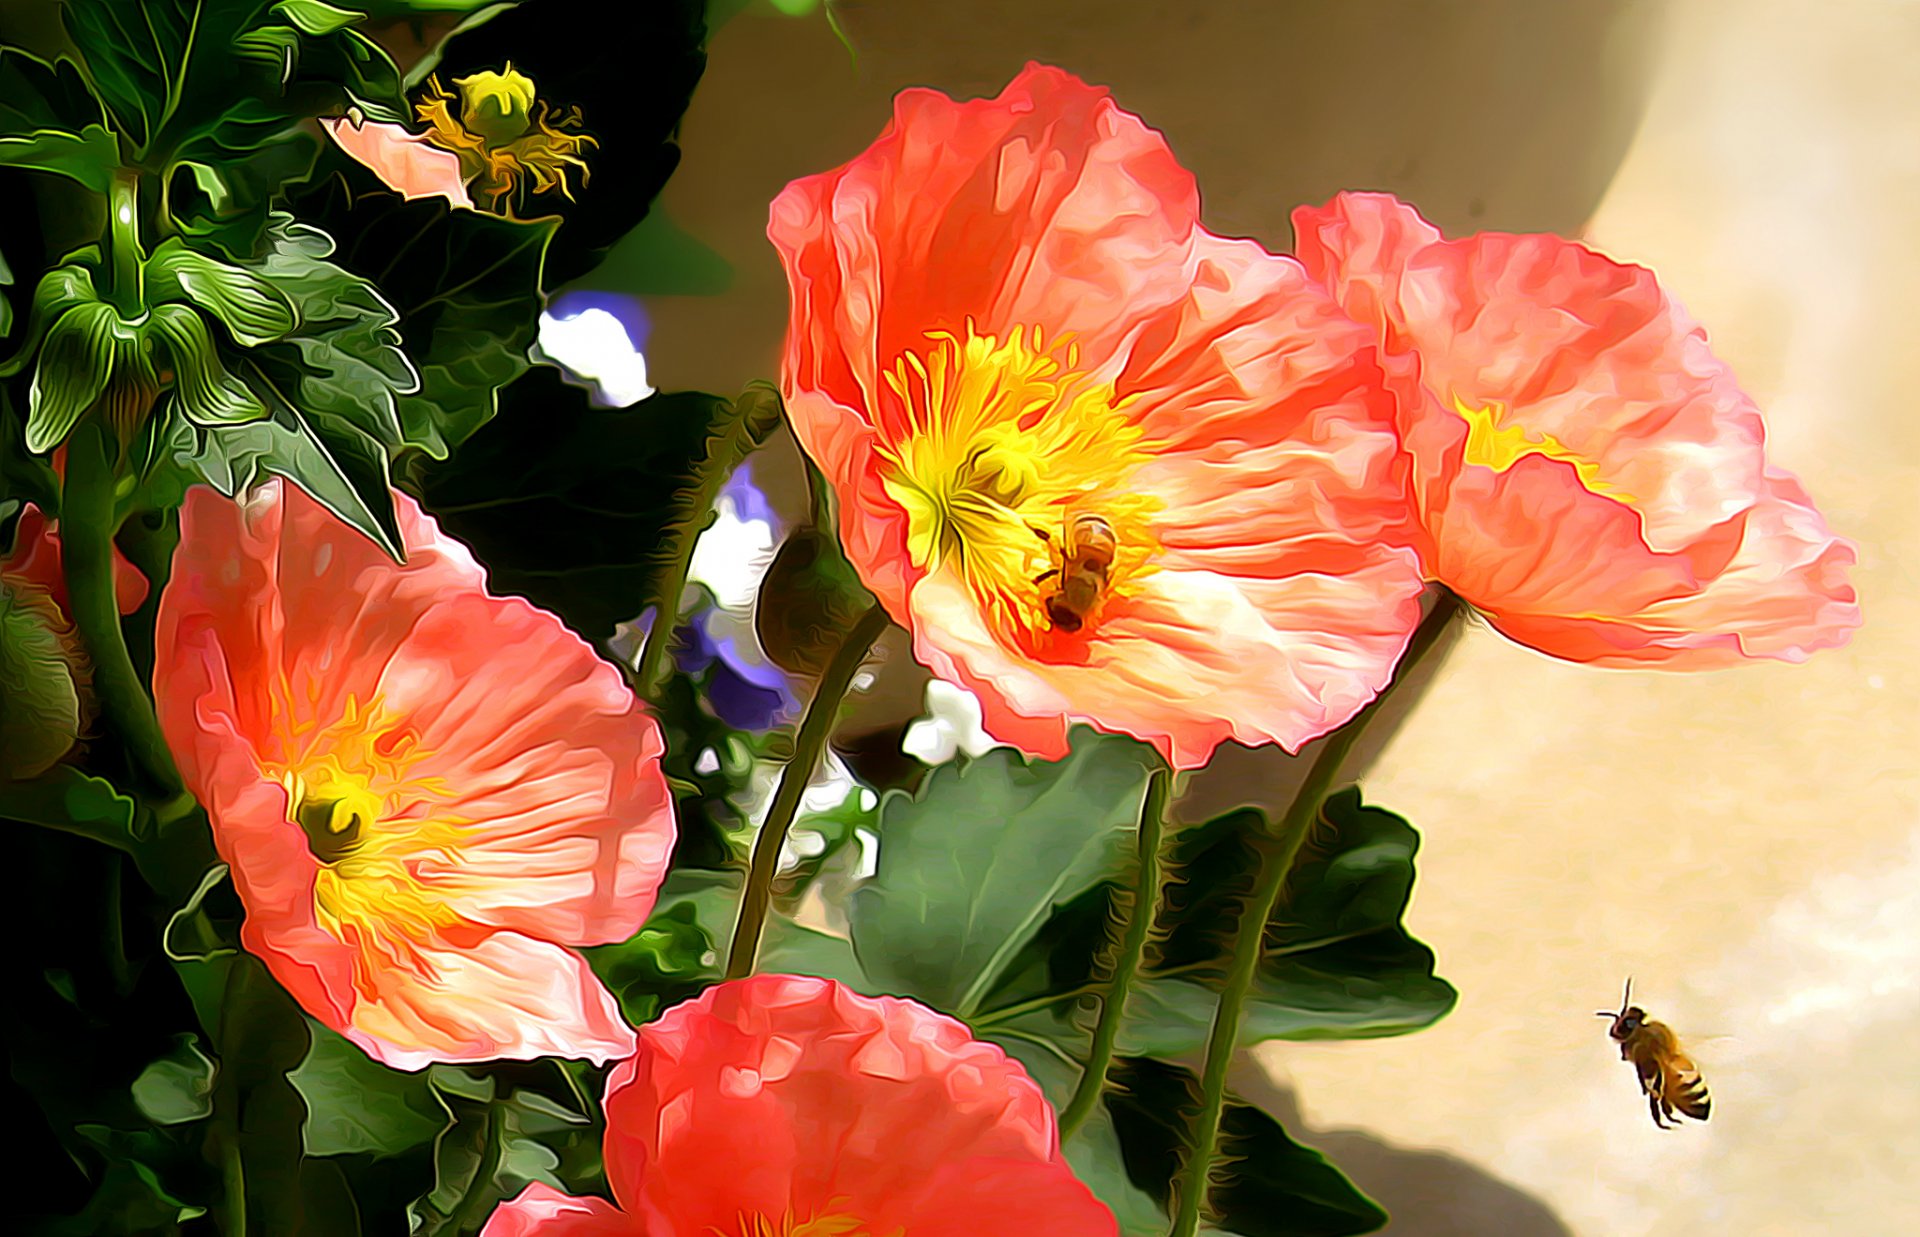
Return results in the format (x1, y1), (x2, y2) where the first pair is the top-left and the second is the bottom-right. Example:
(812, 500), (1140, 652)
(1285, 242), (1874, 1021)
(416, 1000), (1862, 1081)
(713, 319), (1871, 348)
(145, 238), (297, 346)
(131, 1035), (217, 1125)
(147, 304), (269, 427)
(0, 123), (118, 191)
(848, 732), (1158, 1017)
(273, 0), (366, 36)
(292, 1020), (449, 1157)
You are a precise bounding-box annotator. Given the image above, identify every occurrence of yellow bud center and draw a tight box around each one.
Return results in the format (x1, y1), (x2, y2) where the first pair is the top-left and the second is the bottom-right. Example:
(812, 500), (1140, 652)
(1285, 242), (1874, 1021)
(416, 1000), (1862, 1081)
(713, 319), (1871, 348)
(733, 1209), (881, 1237)
(454, 64), (537, 142)
(1454, 395), (1635, 504)
(877, 324), (1162, 645)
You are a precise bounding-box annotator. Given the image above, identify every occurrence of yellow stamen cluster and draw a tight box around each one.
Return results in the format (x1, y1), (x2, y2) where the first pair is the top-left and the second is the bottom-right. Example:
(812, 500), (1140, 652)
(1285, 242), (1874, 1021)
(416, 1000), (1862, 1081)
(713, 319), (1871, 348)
(1454, 395), (1636, 504)
(876, 324), (1162, 645)
(733, 1209), (878, 1237)
(267, 688), (467, 995)
(417, 63), (595, 216)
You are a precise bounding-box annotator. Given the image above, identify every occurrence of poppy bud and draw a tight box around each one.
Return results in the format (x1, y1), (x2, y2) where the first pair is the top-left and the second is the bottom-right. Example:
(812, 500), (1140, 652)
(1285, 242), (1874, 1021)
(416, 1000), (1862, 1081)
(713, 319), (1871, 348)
(753, 526), (875, 679)
(0, 574), (90, 780)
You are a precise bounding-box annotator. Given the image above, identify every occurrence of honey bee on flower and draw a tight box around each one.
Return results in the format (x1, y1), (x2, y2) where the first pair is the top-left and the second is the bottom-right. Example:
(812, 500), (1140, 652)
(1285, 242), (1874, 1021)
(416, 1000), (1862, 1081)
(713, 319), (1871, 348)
(768, 64), (1429, 770)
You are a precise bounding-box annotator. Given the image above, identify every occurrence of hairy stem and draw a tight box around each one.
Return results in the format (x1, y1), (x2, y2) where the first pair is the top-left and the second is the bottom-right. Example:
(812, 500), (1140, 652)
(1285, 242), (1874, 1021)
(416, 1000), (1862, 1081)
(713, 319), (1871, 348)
(1171, 589), (1463, 1236)
(1058, 761), (1171, 1142)
(631, 387), (782, 699)
(61, 423), (182, 798)
(725, 602), (889, 979)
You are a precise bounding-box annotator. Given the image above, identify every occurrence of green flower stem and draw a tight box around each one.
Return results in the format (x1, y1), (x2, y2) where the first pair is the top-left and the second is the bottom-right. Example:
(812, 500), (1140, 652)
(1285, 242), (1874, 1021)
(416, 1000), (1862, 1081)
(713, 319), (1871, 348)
(631, 388), (782, 699)
(724, 602), (890, 980)
(61, 422), (183, 799)
(1058, 760), (1171, 1142)
(108, 169), (144, 316)
(1170, 588), (1463, 1237)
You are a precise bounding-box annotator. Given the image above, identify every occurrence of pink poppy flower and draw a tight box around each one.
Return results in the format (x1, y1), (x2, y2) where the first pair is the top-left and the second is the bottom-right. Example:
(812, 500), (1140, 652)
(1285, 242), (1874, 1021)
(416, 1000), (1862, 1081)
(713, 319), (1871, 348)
(481, 974), (1117, 1236)
(1293, 191), (1859, 665)
(154, 481), (673, 1068)
(322, 116), (476, 209)
(767, 63), (1424, 769)
(1, 504), (148, 615)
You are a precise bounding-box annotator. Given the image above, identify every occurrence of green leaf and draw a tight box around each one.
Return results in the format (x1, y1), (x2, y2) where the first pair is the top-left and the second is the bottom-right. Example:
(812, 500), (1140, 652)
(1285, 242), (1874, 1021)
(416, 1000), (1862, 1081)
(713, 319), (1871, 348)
(145, 238), (298, 346)
(273, 0), (367, 35)
(1106, 1058), (1387, 1237)
(25, 301), (122, 452)
(131, 1035), (218, 1125)
(848, 733), (1158, 1017)
(291, 1020), (450, 1157)
(0, 766), (137, 843)
(290, 182), (556, 456)
(0, 577), (84, 780)
(408, 1073), (568, 1237)
(0, 261), (103, 381)
(146, 304), (269, 427)
(412, 374), (729, 640)
(60, 0), (264, 153)
(0, 123), (118, 191)
(1118, 791), (1456, 1058)
(997, 1038), (1169, 1237)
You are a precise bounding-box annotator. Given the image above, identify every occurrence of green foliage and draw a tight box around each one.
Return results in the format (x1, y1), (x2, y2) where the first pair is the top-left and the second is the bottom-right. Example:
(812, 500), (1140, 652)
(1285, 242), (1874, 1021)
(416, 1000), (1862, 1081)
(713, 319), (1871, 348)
(1120, 791), (1456, 1057)
(292, 1023), (449, 1158)
(1106, 1058), (1387, 1237)
(0, 49), (115, 191)
(407, 1065), (594, 1236)
(0, 574), (86, 779)
(413, 373), (731, 639)
(848, 732), (1160, 1017)
(293, 179), (557, 457)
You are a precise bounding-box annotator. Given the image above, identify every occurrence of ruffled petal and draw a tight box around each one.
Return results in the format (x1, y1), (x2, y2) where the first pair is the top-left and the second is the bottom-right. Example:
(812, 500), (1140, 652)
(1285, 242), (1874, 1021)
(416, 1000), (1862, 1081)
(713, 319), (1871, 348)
(479, 1184), (632, 1237)
(323, 118), (474, 209)
(343, 931), (635, 1071)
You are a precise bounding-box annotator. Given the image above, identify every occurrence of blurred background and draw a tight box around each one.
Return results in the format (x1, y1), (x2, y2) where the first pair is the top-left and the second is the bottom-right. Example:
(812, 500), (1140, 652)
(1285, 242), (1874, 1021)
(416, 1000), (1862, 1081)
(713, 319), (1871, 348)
(547, 1), (1918, 1232)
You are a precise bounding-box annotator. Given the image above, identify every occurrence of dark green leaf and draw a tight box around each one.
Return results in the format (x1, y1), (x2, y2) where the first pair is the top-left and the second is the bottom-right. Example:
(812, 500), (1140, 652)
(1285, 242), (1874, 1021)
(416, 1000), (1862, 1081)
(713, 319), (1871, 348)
(292, 1020), (451, 1157)
(0, 763), (138, 851)
(289, 178), (556, 455)
(0, 123), (118, 191)
(60, 0), (269, 153)
(130, 1034), (217, 1125)
(408, 1073), (568, 1237)
(1119, 791), (1455, 1057)
(273, 0), (367, 36)
(996, 1036), (1168, 1236)
(412, 373), (729, 640)
(1106, 1058), (1386, 1237)
(848, 733), (1158, 1017)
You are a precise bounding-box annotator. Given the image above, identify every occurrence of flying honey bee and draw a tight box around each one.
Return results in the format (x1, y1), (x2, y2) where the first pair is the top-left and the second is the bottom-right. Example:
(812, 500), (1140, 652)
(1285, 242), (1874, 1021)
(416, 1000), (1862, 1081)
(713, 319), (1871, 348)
(1598, 979), (1711, 1129)
(1032, 512), (1117, 633)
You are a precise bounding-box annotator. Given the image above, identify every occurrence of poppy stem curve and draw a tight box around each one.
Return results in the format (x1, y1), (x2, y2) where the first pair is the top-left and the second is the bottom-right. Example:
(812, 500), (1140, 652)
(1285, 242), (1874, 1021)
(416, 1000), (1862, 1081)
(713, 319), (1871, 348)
(61, 422), (184, 800)
(724, 601), (890, 980)
(1171, 588), (1463, 1237)
(1057, 759), (1172, 1143)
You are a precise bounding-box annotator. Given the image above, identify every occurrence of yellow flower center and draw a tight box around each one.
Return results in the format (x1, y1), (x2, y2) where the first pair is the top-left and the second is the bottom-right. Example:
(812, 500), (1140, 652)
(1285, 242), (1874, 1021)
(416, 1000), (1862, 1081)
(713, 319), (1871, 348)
(1454, 395), (1636, 504)
(876, 324), (1162, 644)
(729, 1209), (883, 1237)
(417, 63), (595, 216)
(269, 691), (467, 993)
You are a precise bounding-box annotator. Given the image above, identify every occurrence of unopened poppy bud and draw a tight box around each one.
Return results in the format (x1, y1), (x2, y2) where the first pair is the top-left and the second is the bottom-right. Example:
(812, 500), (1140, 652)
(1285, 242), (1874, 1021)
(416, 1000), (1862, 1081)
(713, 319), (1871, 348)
(0, 574), (90, 780)
(754, 526), (875, 679)
(453, 65), (537, 142)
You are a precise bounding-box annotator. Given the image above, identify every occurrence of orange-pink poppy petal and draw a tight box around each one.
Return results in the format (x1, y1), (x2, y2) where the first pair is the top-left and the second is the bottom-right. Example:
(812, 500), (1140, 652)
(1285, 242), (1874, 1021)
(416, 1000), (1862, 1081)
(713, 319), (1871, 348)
(482, 974), (1116, 1236)
(154, 481), (673, 1068)
(1294, 191), (1859, 666)
(322, 116), (475, 209)
(2, 504), (149, 615)
(768, 63), (1424, 768)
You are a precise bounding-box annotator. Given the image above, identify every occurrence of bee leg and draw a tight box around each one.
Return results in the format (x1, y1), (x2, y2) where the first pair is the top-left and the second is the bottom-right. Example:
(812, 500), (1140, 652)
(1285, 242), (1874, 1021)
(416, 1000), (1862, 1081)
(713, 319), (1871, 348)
(1034, 568), (1059, 585)
(1648, 1093), (1667, 1129)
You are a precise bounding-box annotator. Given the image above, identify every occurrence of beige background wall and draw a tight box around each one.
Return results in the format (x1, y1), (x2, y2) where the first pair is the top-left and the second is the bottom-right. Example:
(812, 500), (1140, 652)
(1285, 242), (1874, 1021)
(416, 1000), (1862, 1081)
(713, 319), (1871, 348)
(628, 2), (1919, 1232)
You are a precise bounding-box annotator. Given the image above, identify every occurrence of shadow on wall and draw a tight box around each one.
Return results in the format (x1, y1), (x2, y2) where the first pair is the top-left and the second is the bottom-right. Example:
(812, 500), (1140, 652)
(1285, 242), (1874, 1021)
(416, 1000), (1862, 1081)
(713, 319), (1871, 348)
(1231, 1067), (1574, 1237)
